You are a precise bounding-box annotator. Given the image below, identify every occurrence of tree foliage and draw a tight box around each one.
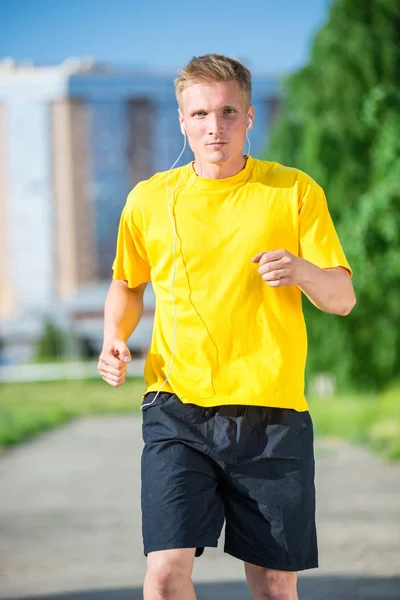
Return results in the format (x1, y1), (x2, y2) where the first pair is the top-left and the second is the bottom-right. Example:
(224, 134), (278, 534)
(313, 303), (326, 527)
(264, 0), (400, 390)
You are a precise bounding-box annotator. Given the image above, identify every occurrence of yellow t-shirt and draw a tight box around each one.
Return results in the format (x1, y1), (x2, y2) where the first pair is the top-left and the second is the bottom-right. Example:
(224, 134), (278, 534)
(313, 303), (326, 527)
(112, 156), (352, 411)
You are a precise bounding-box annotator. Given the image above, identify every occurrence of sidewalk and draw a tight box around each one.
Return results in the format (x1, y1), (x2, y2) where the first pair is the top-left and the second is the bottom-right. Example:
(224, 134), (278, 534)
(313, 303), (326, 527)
(0, 415), (399, 599)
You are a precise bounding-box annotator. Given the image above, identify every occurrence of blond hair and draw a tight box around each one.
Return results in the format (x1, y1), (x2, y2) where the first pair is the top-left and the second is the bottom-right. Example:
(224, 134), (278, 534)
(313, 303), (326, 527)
(175, 53), (252, 107)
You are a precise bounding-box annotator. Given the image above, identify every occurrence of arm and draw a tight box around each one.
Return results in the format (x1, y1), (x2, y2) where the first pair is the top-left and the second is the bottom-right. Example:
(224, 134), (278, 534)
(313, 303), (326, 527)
(296, 263), (355, 316)
(252, 176), (356, 316)
(103, 279), (147, 345)
(98, 279), (148, 387)
(252, 251), (356, 316)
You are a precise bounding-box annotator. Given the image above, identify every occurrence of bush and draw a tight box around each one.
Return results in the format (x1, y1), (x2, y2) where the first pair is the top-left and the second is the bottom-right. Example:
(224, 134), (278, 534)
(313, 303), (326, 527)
(34, 318), (69, 362)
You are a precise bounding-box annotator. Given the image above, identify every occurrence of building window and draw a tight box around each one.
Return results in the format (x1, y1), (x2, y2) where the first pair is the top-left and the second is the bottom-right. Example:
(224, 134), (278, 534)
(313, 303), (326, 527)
(127, 98), (153, 187)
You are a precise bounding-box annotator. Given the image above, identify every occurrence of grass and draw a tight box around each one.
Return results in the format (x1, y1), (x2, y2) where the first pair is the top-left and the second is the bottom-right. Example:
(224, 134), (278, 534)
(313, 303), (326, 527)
(0, 378), (399, 460)
(308, 384), (400, 460)
(0, 378), (146, 448)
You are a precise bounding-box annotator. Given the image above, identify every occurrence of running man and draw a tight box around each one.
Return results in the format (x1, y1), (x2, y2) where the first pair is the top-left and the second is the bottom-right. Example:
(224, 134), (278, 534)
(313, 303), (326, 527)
(98, 53), (356, 600)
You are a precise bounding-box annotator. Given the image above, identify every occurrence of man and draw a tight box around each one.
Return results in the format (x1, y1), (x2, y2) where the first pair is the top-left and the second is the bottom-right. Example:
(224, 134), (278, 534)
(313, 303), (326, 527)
(98, 53), (356, 600)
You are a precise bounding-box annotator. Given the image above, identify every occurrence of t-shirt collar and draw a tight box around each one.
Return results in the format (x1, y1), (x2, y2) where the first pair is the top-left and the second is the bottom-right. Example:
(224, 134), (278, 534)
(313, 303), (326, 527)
(188, 155), (254, 190)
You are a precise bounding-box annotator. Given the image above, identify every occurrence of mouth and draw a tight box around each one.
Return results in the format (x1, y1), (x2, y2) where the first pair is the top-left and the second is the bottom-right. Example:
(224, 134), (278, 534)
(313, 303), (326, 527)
(207, 142), (227, 147)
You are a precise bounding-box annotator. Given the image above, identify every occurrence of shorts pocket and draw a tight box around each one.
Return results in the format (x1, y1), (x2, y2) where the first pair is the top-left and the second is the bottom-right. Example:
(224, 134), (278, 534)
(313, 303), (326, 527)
(141, 391), (172, 412)
(161, 395), (208, 424)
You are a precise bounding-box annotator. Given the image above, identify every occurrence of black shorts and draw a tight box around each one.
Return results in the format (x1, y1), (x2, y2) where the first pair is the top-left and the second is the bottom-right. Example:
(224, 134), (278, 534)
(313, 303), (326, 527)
(141, 391), (318, 571)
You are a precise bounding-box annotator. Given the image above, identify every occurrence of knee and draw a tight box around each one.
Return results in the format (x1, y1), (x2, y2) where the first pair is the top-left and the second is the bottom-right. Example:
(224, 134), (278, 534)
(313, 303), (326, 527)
(266, 574), (297, 600)
(264, 589), (296, 600)
(147, 563), (182, 596)
(146, 549), (194, 596)
(245, 564), (298, 600)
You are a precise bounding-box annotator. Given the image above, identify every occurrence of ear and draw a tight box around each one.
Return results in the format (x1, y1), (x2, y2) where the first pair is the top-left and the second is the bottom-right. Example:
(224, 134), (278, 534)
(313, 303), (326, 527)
(247, 105), (255, 130)
(178, 109), (186, 136)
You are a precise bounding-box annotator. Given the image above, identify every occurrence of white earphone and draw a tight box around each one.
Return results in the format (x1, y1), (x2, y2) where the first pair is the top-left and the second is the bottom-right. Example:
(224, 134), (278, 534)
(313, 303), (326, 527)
(141, 125), (189, 410)
(141, 114), (252, 410)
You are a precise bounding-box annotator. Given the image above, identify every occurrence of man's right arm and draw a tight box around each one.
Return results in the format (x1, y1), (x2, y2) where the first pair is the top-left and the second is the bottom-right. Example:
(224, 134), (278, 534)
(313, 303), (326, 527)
(98, 279), (148, 387)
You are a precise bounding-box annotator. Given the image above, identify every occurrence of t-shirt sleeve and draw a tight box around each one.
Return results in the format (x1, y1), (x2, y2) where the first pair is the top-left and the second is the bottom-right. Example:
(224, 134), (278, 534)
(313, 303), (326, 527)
(298, 178), (353, 277)
(112, 195), (151, 288)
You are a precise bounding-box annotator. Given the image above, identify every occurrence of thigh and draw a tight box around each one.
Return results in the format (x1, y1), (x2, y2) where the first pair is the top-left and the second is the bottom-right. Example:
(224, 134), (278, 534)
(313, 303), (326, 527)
(222, 408), (318, 572)
(141, 392), (225, 556)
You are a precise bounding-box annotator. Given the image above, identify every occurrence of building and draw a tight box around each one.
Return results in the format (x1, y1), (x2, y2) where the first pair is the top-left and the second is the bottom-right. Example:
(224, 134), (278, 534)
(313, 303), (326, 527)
(0, 57), (282, 364)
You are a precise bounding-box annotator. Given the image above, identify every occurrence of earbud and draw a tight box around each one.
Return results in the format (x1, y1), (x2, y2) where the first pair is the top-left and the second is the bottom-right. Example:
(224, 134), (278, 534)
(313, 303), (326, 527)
(180, 123), (186, 136)
(247, 118), (252, 130)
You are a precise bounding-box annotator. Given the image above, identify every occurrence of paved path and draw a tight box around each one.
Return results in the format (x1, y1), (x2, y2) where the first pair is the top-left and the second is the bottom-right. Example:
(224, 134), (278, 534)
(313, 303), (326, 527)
(0, 415), (399, 599)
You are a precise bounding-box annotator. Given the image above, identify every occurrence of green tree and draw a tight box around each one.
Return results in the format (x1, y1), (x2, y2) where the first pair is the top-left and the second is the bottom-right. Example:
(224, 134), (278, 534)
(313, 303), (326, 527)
(264, 0), (400, 390)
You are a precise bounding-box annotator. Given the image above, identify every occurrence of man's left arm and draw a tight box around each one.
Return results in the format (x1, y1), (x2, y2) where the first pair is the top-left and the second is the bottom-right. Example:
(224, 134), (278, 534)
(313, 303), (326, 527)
(252, 250), (356, 317)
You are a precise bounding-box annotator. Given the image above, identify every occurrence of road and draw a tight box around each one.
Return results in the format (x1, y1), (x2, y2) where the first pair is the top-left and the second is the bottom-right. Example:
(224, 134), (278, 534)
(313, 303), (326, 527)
(0, 415), (399, 599)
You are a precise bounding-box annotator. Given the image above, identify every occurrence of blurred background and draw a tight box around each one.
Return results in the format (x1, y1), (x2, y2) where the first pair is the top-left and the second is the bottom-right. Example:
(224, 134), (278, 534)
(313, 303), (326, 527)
(0, 1), (399, 598)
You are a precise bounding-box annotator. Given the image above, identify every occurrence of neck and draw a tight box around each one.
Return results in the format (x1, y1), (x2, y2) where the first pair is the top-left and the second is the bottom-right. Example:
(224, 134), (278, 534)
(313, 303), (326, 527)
(193, 155), (247, 180)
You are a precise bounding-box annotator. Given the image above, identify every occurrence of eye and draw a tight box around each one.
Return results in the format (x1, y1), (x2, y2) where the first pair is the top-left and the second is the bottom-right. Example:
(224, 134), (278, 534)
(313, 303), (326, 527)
(193, 111), (206, 117)
(223, 108), (236, 114)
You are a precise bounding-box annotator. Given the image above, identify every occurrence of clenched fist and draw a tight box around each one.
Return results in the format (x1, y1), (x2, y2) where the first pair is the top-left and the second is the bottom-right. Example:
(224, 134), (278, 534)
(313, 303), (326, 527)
(252, 249), (305, 287)
(98, 340), (131, 387)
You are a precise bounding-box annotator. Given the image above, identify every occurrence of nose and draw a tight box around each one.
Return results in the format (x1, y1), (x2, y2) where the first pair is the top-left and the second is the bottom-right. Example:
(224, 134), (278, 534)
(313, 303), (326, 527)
(207, 114), (224, 136)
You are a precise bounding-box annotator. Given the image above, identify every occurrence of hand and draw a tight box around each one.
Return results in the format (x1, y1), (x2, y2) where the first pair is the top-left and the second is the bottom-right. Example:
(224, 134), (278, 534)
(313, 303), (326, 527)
(98, 340), (131, 387)
(251, 249), (305, 287)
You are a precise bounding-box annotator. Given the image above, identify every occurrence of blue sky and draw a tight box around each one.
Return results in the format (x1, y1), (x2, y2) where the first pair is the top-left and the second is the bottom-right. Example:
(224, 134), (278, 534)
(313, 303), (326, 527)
(0, 0), (333, 74)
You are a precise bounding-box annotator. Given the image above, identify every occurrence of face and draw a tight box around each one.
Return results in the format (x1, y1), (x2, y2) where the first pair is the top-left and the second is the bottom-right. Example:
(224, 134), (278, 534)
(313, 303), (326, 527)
(179, 80), (254, 167)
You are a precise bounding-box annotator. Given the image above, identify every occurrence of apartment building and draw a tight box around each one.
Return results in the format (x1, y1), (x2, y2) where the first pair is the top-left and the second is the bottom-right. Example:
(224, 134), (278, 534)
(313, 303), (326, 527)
(0, 57), (281, 363)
